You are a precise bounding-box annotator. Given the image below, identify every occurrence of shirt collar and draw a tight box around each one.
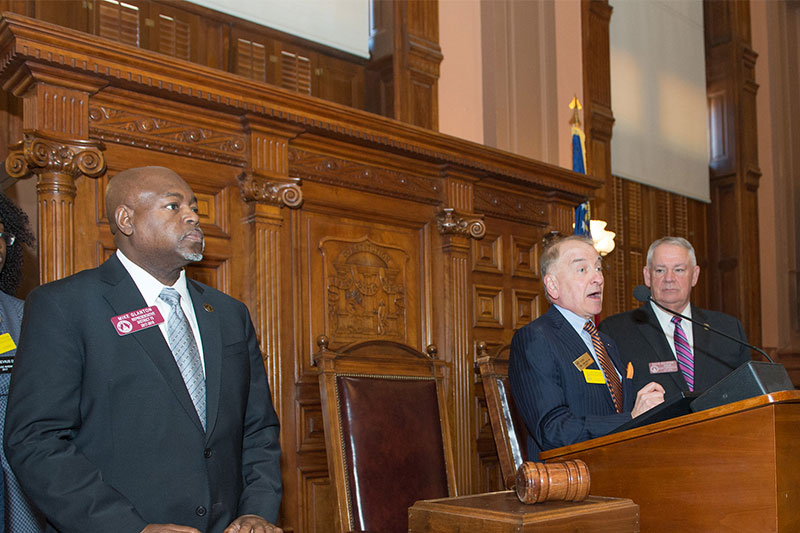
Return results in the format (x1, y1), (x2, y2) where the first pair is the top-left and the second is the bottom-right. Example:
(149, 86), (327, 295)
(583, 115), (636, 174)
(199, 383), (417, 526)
(553, 304), (595, 334)
(650, 299), (692, 329)
(116, 250), (190, 307)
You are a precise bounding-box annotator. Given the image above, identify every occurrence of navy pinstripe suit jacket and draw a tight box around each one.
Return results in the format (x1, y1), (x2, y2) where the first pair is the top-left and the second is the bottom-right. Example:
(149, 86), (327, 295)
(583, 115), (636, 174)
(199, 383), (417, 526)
(509, 305), (634, 460)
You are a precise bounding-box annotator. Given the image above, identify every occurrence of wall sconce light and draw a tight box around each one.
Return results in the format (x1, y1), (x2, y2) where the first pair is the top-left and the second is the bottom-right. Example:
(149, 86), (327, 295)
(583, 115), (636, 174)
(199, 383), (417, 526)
(590, 220), (616, 256)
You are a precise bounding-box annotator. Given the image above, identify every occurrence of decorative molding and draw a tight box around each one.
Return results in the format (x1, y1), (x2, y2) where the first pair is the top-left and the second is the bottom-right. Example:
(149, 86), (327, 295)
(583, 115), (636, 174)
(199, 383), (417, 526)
(472, 234), (503, 274)
(289, 148), (441, 205)
(0, 13), (600, 199)
(473, 284), (504, 329)
(436, 208), (486, 239)
(5, 131), (106, 180)
(474, 186), (549, 226)
(89, 105), (247, 165)
(238, 172), (303, 208)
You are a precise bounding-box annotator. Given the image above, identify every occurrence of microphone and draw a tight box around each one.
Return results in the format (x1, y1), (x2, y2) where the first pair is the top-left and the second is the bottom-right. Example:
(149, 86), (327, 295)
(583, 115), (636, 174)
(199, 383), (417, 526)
(633, 285), (774, 363)
(632, 285), (793, 413)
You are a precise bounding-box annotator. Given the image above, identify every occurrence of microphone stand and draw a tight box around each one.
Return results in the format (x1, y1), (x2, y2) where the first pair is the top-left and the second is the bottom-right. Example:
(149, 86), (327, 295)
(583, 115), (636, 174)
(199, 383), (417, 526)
(641, 291), (775, 363)
(632, 285), (794, 412)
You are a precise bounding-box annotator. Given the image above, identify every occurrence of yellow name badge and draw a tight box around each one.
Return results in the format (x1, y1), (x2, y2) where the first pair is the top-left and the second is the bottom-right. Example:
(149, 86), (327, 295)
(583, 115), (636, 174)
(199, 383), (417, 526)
(572, 352), (594, 372)
(0, 333), (16, 354)
(583, 368), (606, 384)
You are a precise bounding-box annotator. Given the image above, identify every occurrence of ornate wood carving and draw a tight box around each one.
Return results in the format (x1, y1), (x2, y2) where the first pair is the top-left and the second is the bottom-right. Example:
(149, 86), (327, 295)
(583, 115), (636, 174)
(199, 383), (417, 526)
(319, 236), (408, 345)
(436, 207), (486, 239)
(89, 104), (247, 165)
(288, 147), (441, 205)
(0, 14), (616, 530)
(238, 117), (302, 425)
(239, 172), (302, 208)
(6, 131), (105, 282)
(474, 186), (549, 226)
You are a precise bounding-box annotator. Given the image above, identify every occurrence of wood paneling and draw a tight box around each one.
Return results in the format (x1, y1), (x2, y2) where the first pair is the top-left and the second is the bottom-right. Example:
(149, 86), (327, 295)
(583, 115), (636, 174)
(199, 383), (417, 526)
(607, 177), (710, 313)
(366, 0), (442, 129)
(0, 13), (601, 529)
(1, 0), (364, 112)
(704, 0), (762, 346)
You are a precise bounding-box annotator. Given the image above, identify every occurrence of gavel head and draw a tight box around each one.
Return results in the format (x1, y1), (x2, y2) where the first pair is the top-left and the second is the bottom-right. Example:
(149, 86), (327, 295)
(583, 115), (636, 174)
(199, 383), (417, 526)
(515, 459), (591, 504)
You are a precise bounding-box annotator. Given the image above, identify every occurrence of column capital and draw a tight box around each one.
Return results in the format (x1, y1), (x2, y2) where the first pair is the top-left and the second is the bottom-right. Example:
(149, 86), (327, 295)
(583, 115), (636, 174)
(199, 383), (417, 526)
(436, 207), (485, 239)
(5, 131), (106, 182)
(238, 171), (303, 208)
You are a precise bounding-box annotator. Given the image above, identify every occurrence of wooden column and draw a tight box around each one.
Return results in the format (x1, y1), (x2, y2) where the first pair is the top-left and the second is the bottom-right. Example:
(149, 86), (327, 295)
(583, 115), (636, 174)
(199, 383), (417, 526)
(3, 64), (106, 283)
(239, 117), (302, 417)
(580, 0), (619, 316)
(366, 0), (443, 129)
(704, 0), (761, 346)
(435, 168), (485, 493)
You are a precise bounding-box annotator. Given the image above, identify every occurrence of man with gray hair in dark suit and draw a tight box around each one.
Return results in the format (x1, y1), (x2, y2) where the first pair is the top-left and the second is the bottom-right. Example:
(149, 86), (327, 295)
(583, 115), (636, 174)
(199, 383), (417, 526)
(600, 236), (751, 398)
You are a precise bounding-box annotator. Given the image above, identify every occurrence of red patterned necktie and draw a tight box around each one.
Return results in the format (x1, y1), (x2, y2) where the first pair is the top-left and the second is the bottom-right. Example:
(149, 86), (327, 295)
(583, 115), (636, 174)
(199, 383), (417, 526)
(672, 316), (694, 392)
(584, 321), (623, 413)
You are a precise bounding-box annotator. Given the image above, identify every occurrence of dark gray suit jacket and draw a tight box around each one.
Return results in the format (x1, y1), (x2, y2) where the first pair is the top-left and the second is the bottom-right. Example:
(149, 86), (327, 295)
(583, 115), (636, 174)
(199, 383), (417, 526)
(4, 255), (281, 533)
(599, 303), (751, 398)
(509, 305), (634, 460)
(0, 290), (46, 532)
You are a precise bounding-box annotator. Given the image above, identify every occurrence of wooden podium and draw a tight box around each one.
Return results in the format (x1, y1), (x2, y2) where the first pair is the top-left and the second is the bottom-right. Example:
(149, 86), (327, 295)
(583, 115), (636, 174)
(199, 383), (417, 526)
(540, 390), (800, 532)
(409, 491), (640, 532)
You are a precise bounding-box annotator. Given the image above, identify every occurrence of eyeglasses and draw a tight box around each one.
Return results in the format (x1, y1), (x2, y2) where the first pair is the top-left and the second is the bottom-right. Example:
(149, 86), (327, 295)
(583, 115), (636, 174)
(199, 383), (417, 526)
(0, 232), (16, 246)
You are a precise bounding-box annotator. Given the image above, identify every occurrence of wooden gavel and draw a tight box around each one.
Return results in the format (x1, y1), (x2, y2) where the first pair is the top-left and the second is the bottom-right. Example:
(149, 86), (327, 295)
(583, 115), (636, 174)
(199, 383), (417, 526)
(515, 459), (591, 504)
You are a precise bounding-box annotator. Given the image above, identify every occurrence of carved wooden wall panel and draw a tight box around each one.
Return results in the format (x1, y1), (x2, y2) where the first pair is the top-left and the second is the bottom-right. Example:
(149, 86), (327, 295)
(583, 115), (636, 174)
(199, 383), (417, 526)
(0, 14), (601, 532)
(469, 201), (550, 492)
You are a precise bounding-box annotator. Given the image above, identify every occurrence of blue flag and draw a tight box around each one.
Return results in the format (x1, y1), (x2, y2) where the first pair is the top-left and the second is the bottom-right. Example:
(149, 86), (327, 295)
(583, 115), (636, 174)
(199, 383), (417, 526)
(574, 201), (591, 237)
(569, 96), (587, 174)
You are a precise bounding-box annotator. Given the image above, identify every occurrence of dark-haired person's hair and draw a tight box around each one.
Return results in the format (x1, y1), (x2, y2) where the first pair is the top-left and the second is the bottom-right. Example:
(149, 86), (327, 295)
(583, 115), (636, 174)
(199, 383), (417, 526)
(0, 192), (35, 295)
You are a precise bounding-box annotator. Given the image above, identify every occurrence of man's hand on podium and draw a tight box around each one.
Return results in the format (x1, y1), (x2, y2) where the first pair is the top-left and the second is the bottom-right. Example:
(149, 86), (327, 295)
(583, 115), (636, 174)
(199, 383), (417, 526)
(631, 381), (666, 418)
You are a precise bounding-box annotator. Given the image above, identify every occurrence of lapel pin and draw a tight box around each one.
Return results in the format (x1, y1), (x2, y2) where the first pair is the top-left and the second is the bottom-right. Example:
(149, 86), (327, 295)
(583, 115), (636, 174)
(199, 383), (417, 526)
(203, 303), (214, 312)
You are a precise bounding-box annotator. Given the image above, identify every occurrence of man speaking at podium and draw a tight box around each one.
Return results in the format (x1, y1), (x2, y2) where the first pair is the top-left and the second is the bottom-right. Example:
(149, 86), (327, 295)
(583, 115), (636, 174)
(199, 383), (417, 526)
(599, 236), (751, 398)
(509, 235), (665, 460)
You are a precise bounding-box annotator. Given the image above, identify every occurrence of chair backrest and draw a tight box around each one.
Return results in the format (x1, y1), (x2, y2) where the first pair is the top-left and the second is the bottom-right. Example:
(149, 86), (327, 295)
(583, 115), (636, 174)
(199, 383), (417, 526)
(476, 342), (529, 489)
(315, 335), (457, 533)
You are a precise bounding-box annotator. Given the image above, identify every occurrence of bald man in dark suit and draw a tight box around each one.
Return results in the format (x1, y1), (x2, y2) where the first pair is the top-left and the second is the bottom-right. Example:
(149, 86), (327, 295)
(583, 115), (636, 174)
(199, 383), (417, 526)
(5, 167), (282, 533)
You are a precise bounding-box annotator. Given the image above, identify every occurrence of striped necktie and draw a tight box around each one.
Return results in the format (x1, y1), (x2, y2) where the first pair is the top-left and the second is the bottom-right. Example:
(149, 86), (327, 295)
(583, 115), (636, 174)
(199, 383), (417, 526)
(159, 288), (206, 430)
(584, 321), (623, 413)
(672, 316), (694, 392)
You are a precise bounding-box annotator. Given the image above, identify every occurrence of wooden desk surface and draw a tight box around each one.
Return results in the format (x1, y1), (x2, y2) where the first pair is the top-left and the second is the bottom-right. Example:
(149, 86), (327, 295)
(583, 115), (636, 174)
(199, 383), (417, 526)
(409, 491), (640, 532)
(539, 391), (800, 532)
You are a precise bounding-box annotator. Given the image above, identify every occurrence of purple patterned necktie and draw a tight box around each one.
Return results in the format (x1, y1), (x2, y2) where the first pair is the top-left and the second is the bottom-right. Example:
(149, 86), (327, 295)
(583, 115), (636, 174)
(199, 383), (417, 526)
(672, 316), (694, 391)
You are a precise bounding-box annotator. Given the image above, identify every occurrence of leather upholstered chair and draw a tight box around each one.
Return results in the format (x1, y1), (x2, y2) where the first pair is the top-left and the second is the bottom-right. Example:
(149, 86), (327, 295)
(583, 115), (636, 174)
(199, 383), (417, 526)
(314, 335), (457, 533)
(476, 342), (529, 489)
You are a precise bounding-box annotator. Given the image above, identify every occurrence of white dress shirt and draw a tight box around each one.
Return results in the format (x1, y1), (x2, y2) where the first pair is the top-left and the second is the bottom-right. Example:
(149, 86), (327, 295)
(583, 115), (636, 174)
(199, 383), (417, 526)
(116, 250), (205, 373)
(650, 300), (694, 360)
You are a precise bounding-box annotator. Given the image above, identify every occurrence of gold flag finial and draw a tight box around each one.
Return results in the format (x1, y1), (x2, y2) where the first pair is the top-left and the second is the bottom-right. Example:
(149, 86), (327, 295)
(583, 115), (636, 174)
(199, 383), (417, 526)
(569, 95), (582, 126)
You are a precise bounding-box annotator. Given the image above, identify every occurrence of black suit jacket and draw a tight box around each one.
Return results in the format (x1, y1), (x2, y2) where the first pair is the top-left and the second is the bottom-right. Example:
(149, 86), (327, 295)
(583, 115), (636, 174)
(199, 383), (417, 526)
(599, 303), (751, 398)
(4, 255), (282, 533)
(509, 306), (634, 460)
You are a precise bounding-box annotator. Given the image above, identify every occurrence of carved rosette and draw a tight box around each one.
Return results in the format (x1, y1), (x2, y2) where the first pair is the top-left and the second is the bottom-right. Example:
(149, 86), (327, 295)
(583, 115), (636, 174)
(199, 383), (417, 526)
(238, 172), (303, 208)
(5, 132), (106, 181)
(436, 207), (486, 239)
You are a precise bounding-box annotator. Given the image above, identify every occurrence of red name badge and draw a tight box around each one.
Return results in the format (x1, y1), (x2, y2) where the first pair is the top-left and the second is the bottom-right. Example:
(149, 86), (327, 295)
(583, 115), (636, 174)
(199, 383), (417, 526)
(649, 360), (679, 374)
(111, 306), (165, 336)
